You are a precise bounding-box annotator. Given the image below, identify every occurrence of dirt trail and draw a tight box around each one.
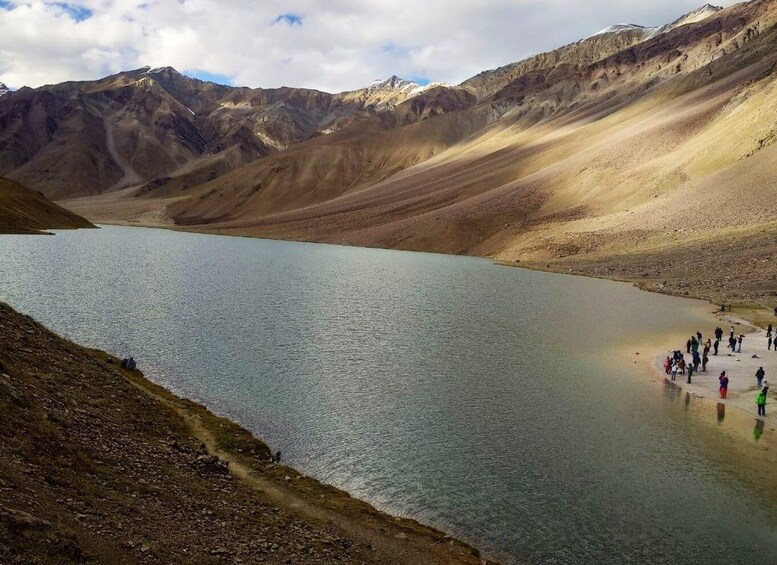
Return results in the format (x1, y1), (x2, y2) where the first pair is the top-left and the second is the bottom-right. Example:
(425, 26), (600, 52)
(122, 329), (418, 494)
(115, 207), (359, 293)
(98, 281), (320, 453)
(125, 360), (487, 565)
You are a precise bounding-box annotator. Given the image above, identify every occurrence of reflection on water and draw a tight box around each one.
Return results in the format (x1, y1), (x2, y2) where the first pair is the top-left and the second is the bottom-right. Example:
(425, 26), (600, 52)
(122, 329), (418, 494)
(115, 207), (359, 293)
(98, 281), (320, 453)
(718, 402), (726, 423)
(1, 225), (777, 564)
(755, 419), (765, 441)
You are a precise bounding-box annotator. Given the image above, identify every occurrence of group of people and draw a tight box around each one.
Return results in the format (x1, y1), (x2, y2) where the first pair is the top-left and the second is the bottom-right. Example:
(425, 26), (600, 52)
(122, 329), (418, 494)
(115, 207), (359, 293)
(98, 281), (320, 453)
(662, 324), (773, 418)
(665, 347), (707, 383)
(664, 330), (713, 383)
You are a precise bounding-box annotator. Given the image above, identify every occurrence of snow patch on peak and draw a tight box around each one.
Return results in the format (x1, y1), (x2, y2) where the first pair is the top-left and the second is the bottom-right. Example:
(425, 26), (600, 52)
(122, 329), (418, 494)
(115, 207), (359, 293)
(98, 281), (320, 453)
(587, 4), (722, 42)
(0, 83), (9, 97)
(409, 82), (449, 95)
(591, 23), (649, 37)
(666, 4), (722, 31)
(368, 75), (420, 93)
(145, 66), (180, 76)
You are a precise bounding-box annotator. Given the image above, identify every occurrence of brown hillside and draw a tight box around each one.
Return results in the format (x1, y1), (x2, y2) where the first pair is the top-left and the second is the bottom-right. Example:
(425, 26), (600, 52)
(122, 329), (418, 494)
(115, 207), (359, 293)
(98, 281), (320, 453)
(64, 1), (777, 305)
(0, 177), (94, 233)
(0, 303), (488, 564)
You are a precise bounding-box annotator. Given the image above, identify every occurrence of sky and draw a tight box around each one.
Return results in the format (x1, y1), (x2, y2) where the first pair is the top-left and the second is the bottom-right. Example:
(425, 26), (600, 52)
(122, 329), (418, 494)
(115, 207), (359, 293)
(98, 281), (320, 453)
(0, 0), (740, 92)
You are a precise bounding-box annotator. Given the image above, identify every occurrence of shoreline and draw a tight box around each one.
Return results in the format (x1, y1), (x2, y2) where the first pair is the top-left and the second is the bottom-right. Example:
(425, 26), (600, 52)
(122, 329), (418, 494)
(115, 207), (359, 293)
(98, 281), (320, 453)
(86, 220), (776, 327)
(0, 302), (491, 564)
(70, 221), (775, 330)
(650, 313), (777, 426)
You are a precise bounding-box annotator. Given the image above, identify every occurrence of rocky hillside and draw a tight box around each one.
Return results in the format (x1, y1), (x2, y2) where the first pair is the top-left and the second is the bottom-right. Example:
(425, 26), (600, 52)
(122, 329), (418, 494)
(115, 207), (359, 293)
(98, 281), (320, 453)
(0, 302), (487, 564)
(0, 177), (94, 233)
(0, 66), (471, 200)
(0, 4), (725, 202)
(64, 0), (777, 305)
(5, 1), (777, 306)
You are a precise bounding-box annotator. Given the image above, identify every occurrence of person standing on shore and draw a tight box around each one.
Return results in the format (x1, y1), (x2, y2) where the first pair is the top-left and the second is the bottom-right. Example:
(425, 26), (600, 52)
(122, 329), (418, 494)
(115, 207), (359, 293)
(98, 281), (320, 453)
(664, 356), (672, 375)
(719, 371), (729, 399)
(704, 338), (711, 355)
(737, 334), (744, 353)
(702, 352), (708, 372)
(729, 335), (737, 352)
(757, 390), (767, 417)
(687, 361), (695, 384)
(686, 337), (692, 354)
(692, 350), (701, 372)
(756, 367), (765, 388)
(769, 333), (773, 351)
(715, 326), (724, 342)
(678, 356), (686, 375)
(713, 338), (720, 355)
(671, 361), (679, 381)
(763, 380), (769, 397)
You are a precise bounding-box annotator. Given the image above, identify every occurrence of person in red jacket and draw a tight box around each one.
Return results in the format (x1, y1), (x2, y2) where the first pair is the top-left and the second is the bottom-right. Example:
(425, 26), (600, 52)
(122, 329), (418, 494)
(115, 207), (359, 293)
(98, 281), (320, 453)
(719, 371), (729, 399)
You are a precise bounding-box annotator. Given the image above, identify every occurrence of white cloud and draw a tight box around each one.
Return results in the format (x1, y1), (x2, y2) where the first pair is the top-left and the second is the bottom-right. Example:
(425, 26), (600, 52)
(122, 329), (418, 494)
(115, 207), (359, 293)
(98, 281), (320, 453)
(0, 0), (741, 92)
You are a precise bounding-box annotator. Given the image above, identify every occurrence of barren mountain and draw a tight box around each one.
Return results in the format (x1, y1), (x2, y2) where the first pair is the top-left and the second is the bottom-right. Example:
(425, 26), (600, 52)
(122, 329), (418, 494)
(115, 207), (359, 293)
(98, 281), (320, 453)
(665, 3), (724, 31)
(0, 65), (465, 200)
(0, 177), (94, 233)
(6, 2), (777, 305)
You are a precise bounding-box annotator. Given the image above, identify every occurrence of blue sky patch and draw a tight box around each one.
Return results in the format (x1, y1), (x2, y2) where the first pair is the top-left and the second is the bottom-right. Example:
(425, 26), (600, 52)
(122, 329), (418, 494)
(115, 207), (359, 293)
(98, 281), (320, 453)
(0, 1), (13, 9)
(409, 76), (431, 86)
(51, 2), (94, 22)
(273, 13), (303, 26)
(187, 70), (233, 86)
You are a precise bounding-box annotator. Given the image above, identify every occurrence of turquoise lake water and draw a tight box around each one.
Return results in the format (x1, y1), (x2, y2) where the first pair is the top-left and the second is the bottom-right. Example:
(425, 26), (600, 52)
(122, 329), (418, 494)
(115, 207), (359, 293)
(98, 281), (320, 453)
(1, 225), (776, 564)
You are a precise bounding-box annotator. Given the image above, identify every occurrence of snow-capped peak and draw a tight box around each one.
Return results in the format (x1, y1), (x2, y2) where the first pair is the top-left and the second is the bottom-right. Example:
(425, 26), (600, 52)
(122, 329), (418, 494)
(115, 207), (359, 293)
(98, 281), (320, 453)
(367, 75), (420, 93)
(0, 83), (9, 97)
(666, 3), (723, 31)
(591, 23), (651, 37)
(144, 66), (181, 76)
(409, 81), (449, 95)
(588, 4), (722, 42)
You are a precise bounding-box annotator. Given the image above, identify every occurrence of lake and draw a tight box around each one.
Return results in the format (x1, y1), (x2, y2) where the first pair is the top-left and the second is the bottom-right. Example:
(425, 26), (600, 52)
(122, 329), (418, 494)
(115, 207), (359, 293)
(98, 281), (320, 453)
(2, 225), (776, 564)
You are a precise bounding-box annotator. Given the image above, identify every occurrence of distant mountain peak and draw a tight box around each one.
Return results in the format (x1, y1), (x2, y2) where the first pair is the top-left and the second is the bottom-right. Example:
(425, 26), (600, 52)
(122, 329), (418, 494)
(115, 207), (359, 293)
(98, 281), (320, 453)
(589, 3), (722, 41)
(590, 23), (658, 38)
(0, 83), (9, 97)
(144, 66), (182, 76)
(667, 3), (723, 31)
(367, 75), (420, 92)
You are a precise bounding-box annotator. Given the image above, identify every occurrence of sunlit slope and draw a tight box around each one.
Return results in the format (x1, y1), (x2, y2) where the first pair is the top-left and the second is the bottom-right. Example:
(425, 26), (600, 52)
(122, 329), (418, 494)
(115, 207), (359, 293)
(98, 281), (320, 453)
(157, 19), (776, 253)
(62, 1), (777, 301)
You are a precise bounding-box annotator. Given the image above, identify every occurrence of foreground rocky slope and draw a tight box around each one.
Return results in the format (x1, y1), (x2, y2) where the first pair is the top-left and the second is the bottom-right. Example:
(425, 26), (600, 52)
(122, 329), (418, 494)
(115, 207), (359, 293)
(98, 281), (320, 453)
(0, 303), (487, 564)
(0, 177), (93, 233)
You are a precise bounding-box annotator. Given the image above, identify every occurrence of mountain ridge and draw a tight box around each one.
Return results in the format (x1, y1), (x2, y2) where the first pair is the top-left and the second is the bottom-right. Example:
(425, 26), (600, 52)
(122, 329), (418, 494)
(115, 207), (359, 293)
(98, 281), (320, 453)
(4, 1), (777, 304)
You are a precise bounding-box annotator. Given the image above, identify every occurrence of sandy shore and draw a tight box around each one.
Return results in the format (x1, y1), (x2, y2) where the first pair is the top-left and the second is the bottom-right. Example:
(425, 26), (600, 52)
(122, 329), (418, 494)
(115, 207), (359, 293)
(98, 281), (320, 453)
(654, 314), (777, 423)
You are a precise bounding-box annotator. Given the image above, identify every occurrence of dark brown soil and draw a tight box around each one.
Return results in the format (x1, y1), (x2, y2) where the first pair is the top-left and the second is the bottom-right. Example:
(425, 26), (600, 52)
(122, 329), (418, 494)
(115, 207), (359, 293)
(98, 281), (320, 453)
(0, 178), (94, 234)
